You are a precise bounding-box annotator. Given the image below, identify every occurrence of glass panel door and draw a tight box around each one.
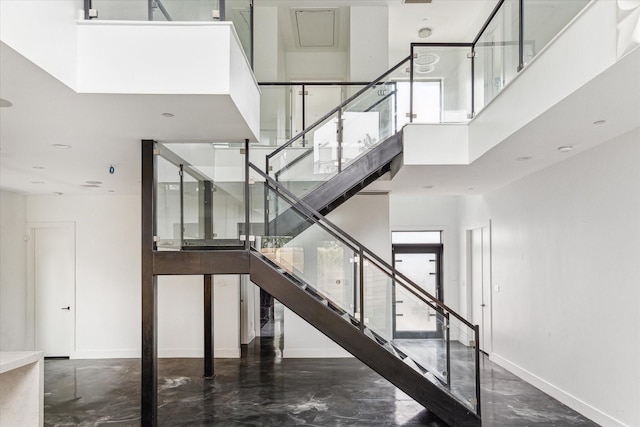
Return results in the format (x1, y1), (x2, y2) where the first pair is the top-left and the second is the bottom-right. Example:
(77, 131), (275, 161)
(393, 245), (443, 338)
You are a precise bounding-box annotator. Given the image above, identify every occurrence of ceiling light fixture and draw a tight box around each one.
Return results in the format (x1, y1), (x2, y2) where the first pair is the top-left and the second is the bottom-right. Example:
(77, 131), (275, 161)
(0, 98), (13, 108)
(515, 156), (532, 161)
(593, 120), (606, 125)
(162, 113), (175, 118)
(558, 145), (574, 153)
(422, 185), (434, 189)
(32, 166), (45, 169)
(54, 192), (63, 196)
(85, 180), (103, 185)
(52, 144), (71, 149)
(81, 184), (101, 188)
(418, 27), (432, 39)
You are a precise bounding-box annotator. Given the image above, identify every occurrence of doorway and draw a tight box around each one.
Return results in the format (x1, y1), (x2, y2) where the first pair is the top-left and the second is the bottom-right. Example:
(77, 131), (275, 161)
(392, 243), (443, 339)
(468, 224), (492, 354)
(29, 223), (75, 357)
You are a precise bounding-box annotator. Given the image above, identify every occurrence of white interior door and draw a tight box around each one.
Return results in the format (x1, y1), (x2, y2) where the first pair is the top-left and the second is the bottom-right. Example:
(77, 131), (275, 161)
(33, 225), (75, 357)
(470, 226), (492, 353)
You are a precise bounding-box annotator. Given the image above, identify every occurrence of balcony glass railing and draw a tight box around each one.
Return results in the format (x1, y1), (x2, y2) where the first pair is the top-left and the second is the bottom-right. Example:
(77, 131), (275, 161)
(156, 141), (246, 249)
(85, 0), (253, 64)
(248, 163), (481, 414)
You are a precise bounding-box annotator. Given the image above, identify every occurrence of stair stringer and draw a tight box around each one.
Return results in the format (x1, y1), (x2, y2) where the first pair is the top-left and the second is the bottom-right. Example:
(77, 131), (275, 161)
(249, 251), (481, 427)
(270, 131), (403, 237)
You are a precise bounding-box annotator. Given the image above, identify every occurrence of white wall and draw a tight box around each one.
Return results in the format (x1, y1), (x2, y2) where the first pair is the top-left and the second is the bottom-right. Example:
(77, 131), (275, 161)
(285, 52), (348, 81)
(0, 0), (81, 89)
(282, 193), (390, 358)
(459, 129), (640, 427)
(349, 7), (389, 81)
(25, 194), (241, 359)
(0, 191), (28, 350)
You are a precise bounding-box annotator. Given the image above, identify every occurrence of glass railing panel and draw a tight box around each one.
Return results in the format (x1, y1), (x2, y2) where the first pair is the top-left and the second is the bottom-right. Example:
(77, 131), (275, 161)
(362, 257), (394, 342)
(224, 0), (252, 60)
(448, 317), (480, 413)
(410, 46), (473, 123)
(90, 0), (149, 20)
(522, 0), (589, 66)
(260, 86), (294, 147)
(156, 155), (182, 249)
(250, 181), (358, 316)
(390, 284), (449, 384)
(152, 0), (221, 21)
(268, 110), (340, 197)
(157, 141), (245, 248)
(474, 0), (520, 113)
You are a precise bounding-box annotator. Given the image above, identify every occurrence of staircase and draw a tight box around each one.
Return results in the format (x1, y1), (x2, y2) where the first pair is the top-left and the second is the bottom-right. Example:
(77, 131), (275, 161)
(248, 163), (481, 426)
(251, 57), (482, 426)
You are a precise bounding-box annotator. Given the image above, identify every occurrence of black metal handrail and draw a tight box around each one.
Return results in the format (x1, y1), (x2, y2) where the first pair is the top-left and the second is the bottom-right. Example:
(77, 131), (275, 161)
(249, 163), (474, 330)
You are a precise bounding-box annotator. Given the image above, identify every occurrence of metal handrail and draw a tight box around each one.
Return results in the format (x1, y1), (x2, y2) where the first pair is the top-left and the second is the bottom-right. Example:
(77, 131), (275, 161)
(265, 56), (411, 162)
(249, 162), (474, 329)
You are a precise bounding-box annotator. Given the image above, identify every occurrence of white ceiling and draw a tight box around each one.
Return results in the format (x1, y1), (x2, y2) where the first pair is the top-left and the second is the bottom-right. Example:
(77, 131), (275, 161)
(1, 1), (638, 198)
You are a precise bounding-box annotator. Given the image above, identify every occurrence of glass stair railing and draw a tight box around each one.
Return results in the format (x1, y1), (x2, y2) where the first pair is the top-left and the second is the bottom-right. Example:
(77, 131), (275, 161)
(248, 163), (481, 425)
(265, 57), (411, 203)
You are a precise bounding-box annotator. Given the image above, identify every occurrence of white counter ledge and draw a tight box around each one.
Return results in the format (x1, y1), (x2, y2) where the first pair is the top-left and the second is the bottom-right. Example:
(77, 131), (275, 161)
(0, 351), (44, 427)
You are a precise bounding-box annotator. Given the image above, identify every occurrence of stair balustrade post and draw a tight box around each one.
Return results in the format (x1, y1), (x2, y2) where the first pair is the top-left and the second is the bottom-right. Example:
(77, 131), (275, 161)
(474, 324), (482, 416)
(358, 248), (364, 331)
(337, 108), (343, 173)
(445, 311), (451, 387)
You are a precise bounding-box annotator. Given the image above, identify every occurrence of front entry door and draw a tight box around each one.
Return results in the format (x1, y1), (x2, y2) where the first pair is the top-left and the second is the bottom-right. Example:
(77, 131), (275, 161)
(393, 244), (443, 339)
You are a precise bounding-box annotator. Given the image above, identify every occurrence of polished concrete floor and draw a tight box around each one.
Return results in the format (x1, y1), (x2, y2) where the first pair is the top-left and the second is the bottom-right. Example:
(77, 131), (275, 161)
(44, 337), (599, 426)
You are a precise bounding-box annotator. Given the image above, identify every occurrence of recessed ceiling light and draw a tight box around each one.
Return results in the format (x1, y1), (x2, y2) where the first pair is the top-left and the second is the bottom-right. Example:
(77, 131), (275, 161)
(32, 166), (45, 169)
(30, 181), (45, 184)
(422, 185), (434, 189)
(81, 184), (101, 188)
(54, 192), (63, 196)
(0, 98), (13, 108)
(85, 180), (103, 185)
(418, 27), (432, 39)
(162, 113), (174, 118)
(593, 120), (606, 125)
(52, 144), (71, 149)
(558, 145), (574, 153)
(515, 156), (532, 161)
(468, 187), (475, 191)
(108, 190), (115, 193)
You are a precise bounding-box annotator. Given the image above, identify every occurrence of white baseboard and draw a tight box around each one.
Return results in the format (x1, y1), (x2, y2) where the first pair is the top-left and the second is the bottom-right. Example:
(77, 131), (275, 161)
(72, 348), (240, 359)
(283, 348), (353, 358)
(490, 353), (629, 427)
(71, 349), (139, 359)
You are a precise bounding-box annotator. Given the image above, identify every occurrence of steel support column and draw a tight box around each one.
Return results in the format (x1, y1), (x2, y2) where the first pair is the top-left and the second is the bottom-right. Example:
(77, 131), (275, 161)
(141, 139), (157, 426)
(204, 274), (214, 378)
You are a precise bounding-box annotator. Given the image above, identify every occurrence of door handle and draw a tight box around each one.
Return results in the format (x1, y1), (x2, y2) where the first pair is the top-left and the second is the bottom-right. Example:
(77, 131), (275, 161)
(61, 306), (71, 310)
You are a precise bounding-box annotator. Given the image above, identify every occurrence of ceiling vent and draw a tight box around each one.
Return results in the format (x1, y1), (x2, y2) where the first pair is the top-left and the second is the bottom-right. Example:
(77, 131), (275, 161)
(292, 8), (339, 48)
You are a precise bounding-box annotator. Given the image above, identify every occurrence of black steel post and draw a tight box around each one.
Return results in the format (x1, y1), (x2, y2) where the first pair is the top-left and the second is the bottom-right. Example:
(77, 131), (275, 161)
(518, 0), (524, 72)
(445, 312), (451, 387)
(179, 164), (184, 247)
(244, 139), (250, 250)
(141, 139), (158, 426)
(470, 47), (475, 117)
(301, 84), (306, 147)
(204, 274), (214, 378)
(220, 0), (226, 21)
(337, 108), (343, 173)
(409, 45), (415, 123)
(474, 324), (482, 416)
(359, 249), (365, 331)
(84, 0), (91, 20)
(203, 180), (213, 242)
(147, 0), (153, 21)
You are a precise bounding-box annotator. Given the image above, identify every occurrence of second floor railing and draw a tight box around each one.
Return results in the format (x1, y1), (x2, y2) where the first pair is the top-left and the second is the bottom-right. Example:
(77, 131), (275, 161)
(83, 0), (253, 64)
